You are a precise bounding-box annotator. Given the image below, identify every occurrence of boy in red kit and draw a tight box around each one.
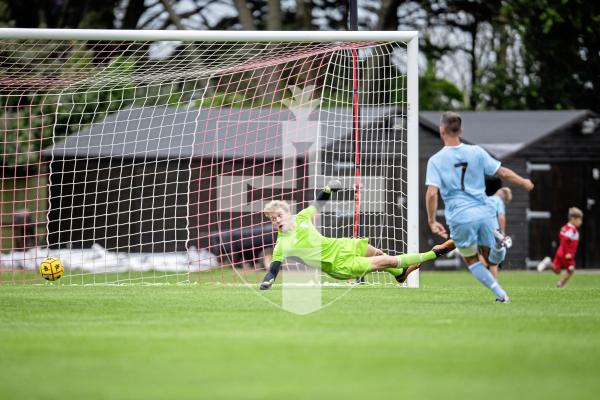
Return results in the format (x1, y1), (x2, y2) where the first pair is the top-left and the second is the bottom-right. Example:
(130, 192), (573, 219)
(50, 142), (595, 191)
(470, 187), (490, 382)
(537, 207), (584, 288)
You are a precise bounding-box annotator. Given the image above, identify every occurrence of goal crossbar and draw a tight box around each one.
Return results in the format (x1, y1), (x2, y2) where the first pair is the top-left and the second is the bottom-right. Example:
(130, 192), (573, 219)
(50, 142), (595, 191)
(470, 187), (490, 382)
(0, 28), (418, 43)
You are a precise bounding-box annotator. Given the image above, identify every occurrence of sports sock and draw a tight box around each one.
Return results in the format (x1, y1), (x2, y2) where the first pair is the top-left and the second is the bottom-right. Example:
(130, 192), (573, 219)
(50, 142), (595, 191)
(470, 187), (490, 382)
(396, 251), (436, 268)
(384, 267), (404, 277)
(468, 261), (508, 300)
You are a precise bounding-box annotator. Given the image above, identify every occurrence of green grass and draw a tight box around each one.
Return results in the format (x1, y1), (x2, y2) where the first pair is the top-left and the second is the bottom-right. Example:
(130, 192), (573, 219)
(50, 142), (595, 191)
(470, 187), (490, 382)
(1, 268), (264, 285)
(1, 271), (600, 400)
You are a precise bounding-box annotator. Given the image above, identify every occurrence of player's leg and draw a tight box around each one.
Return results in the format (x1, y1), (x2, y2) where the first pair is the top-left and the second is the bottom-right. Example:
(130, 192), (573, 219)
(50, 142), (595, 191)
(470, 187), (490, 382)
(456, 220), (509, 302)
(536, 256), (551, 272)
(481, 250), (498, 278)
(362, 240), (454, 283)
(480, 251), (498, 278)
(366, 255), (404, 271)
(487, 245), (506, 279)
(337, 239), (454, 283)
(487, 220), (509, 278)
(393, 239), (455, 268)
(366, 240), (454, 272)
(346, 255), (415, 284)
(556, 266), (575, 288)
(389, 263), (422, 284)
(351, 244), (383, 283)
(334, 256), (421, 284)
(365, 244), (385, 256)
(464, 249), (508, 302)
(540, 254), (563, 275)
(551, 256), (563, 275)
(390, 240), (456, 283)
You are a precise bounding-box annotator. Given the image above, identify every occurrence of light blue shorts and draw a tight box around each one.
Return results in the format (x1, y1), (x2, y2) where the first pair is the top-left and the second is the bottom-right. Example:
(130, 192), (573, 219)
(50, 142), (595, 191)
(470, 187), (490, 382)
(450, 217), (497, 254)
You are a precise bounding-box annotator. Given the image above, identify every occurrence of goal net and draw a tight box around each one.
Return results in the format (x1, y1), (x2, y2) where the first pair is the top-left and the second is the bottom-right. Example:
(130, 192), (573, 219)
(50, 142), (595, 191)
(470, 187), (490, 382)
(0, 29), (419, 287)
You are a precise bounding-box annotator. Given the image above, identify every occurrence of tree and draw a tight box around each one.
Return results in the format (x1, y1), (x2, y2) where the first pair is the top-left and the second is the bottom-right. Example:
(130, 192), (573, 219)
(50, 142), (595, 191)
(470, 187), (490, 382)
(380, 0), (600, 112)
(420, 63), (464, 110)
(0, 0), (192, 30)
(0, 52), (135, 174)
(1, 0), (119, 28)
(504, 0), (600, 112)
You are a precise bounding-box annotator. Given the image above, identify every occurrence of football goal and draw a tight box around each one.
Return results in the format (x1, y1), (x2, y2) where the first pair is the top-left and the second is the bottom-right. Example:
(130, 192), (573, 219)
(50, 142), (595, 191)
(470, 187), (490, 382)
(0, 29), (419, 287)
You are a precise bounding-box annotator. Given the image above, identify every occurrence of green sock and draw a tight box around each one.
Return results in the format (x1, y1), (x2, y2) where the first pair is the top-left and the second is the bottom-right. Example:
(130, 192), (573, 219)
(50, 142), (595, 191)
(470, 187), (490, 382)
(396, 251), (436, 268)
(384, 267), (404, 277)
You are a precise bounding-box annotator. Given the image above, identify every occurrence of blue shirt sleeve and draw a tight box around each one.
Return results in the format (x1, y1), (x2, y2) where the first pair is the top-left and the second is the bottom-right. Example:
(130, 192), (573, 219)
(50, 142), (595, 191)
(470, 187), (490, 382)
(425, 158), (441, 188)
(488, 195), (505, 215)
(496, 197), (506, 214)
(478, 146), (501, 176)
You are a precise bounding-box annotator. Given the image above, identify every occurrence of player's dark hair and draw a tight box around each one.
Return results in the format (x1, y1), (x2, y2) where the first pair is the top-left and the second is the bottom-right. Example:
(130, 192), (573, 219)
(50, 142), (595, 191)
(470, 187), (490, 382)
(441, 111), (462, 134)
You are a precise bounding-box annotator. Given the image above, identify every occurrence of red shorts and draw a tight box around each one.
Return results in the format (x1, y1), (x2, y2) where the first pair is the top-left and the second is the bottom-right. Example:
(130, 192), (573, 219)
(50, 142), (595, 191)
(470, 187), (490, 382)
(552, 255), (575, 272)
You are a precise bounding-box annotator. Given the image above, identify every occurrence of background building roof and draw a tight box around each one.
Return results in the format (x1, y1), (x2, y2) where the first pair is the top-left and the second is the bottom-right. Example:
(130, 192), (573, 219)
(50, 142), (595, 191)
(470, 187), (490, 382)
(45, 108), (591, 160)
(43, 106), (398, 159)
(420, 110), (588, 158)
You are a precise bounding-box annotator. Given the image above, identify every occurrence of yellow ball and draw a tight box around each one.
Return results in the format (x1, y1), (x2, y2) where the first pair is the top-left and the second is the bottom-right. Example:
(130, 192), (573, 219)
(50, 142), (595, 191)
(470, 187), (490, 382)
(39, 257), (64, 281)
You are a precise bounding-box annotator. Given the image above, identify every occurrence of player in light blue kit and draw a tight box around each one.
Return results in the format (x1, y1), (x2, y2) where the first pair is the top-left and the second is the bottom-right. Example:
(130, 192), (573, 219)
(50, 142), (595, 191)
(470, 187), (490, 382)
(486, 187), (513, 278)
(425, 112), (534, 302)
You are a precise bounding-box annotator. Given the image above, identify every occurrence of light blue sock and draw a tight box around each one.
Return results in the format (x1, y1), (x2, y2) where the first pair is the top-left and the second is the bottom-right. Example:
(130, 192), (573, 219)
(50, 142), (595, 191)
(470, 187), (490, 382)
(468, 261), (508, 300)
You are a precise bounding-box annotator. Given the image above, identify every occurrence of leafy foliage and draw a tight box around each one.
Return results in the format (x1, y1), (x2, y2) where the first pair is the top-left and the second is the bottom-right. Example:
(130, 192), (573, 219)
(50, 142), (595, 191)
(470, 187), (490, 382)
(503, 0), (600, 111)
(420, 63), (464, 110)
(0, 53), (135, 174)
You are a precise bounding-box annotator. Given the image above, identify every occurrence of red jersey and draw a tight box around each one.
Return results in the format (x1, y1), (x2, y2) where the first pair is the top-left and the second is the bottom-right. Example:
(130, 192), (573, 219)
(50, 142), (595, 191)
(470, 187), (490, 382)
(553, 223), (580, 269)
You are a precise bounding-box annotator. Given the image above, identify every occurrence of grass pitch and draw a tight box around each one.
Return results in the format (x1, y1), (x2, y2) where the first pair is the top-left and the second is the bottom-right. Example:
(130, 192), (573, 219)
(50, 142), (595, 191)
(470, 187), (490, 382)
(1, 271), (599, 400)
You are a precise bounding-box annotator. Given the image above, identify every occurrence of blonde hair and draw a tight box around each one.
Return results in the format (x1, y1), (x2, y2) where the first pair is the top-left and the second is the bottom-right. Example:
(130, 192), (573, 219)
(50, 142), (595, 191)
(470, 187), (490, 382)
(568, 207), (583, 219)
(263, 200), (291, 217)
(495, 187), (512, 204)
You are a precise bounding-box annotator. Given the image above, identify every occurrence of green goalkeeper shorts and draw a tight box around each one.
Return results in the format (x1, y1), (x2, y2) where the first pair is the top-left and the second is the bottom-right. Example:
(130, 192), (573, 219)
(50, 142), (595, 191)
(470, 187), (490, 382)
(326, 238), (371, 280)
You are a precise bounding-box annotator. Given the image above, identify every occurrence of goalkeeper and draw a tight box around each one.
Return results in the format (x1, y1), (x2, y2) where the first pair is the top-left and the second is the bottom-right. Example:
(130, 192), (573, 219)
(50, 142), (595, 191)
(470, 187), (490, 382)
(260, 180), (454, 290)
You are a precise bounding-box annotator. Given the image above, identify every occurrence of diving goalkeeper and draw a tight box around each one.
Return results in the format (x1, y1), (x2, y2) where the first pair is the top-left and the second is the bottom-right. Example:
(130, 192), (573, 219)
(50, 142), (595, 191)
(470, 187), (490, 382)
(260, 180), (455, 290)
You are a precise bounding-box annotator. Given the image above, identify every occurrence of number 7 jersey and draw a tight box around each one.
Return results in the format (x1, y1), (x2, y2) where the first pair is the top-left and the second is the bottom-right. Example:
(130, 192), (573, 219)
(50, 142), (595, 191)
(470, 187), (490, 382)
(426, 143), (500, 226)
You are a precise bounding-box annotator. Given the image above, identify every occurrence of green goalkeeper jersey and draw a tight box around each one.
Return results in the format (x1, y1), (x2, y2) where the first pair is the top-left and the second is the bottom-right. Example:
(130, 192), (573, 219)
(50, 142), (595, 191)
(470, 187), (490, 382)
(272, 205), (341, 275)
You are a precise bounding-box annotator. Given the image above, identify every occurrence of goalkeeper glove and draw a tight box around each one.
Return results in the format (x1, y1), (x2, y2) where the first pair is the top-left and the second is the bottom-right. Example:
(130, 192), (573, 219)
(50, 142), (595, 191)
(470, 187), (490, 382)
(324, 179), (342, 194)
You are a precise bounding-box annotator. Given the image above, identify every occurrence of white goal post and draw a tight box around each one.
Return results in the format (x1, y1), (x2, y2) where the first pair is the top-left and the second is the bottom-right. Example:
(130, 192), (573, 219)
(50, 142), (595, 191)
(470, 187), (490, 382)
(0, 28), (419, 287)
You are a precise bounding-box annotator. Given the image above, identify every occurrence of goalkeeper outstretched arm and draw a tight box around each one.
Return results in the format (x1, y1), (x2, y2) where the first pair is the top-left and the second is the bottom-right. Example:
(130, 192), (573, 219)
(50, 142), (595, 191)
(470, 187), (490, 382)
(259, 180), (341, 290)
